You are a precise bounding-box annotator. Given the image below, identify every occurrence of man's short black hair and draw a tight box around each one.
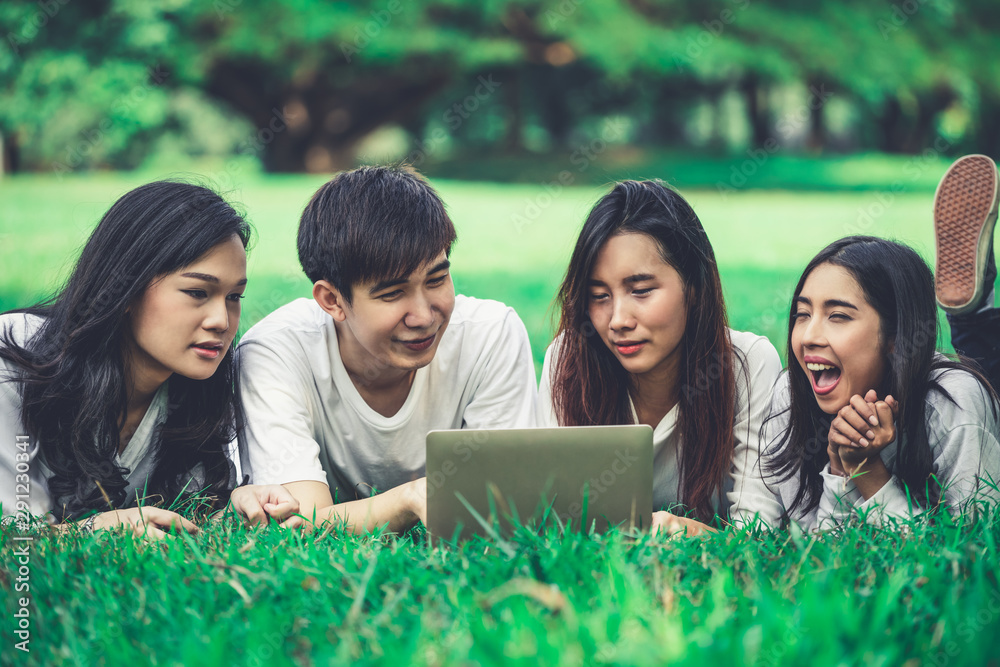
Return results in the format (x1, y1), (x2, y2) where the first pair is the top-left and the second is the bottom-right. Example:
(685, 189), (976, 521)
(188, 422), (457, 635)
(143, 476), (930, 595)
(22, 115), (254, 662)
(298, 164), (457, 304)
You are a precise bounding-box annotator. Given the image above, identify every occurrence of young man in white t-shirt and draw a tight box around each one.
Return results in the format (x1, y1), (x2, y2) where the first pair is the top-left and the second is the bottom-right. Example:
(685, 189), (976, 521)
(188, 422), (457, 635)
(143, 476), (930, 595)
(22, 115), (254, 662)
(239, 165), (537, 532)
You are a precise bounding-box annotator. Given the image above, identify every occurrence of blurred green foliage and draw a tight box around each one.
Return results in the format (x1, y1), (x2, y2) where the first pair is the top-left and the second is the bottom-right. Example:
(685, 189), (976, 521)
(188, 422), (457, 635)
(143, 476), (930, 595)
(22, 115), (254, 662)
(1, 0), (999, 176)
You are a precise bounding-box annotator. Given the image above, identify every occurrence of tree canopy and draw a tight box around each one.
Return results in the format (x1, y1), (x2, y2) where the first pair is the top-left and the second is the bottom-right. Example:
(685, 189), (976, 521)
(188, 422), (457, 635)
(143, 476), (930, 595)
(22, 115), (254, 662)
(2, 0), (998, 173)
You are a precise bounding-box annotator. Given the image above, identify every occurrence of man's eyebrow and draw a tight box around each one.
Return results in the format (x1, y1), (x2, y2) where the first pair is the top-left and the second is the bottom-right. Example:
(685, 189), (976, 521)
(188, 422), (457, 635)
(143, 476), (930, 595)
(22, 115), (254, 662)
(369, 276), (409, 295)
(426, 260), (451, 275)
(369, 260), (452, 295)
(180, 272), (248, 286)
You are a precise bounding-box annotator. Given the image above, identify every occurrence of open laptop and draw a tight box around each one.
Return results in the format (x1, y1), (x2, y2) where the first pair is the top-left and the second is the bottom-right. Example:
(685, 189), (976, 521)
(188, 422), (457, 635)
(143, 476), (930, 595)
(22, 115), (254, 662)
(425, 425), (653, 540)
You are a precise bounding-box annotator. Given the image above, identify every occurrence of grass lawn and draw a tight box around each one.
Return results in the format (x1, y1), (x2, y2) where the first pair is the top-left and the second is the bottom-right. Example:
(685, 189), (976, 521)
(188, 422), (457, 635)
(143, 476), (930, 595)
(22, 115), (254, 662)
(0, 169), (977, 365)
(1, 170), (998, 666)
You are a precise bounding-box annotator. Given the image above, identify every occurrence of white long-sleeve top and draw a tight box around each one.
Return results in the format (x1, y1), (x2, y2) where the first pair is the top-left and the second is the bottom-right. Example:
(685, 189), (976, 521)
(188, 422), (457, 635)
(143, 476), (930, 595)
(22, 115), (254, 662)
(537, 328), (782, 515)
(731, 365), (1000, 529)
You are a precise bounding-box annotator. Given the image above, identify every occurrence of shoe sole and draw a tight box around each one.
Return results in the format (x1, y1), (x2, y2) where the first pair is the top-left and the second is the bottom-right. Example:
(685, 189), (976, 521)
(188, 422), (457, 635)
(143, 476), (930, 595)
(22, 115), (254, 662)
(933, 154), (998, 314)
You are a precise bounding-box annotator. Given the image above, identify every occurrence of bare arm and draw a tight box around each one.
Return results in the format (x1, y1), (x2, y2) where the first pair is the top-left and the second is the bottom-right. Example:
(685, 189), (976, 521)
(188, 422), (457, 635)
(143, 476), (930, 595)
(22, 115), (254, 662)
(283, 479), (426, 534)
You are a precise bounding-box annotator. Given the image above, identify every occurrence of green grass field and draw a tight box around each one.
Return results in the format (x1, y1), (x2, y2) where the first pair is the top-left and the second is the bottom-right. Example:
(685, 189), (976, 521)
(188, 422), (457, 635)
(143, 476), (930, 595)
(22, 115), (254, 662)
(0, 168), (974, 366)
(2, 169), (999, 666)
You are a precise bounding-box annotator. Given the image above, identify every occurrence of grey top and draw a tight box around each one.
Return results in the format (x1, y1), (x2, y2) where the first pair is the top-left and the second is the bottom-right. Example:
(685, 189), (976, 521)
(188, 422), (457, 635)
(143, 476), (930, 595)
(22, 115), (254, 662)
(0, 312), (195, 520)
(731, 362), (1000, 529)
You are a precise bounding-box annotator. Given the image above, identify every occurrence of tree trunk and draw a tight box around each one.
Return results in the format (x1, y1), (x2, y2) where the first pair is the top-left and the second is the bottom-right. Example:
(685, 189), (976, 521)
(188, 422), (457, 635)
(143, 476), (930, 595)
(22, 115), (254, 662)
(742, 75), (770, 148)
(204, 61), (452, 173)
(978, 94), (1000, 159)
(878, 96), (906, 153)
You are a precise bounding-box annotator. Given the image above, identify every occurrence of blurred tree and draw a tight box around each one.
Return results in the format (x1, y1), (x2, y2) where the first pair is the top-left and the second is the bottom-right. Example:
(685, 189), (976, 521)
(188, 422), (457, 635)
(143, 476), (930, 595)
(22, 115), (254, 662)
(2, 0), (999, 172)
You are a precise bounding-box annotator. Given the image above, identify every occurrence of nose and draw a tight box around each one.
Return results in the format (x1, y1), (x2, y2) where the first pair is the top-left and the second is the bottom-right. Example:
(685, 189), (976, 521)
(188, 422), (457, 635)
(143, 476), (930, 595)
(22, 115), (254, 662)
(799, 314), (825, 348)
(203, 297), (231, 334)
(403, 292), (434, 330)
(609, 296), (635, 331)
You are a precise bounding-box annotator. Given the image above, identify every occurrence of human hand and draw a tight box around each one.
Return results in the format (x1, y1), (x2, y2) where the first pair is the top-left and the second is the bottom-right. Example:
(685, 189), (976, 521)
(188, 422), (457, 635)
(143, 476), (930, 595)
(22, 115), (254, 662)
(227, 484), (302, 528)
(650, 511), (715, 537)
(829, 390), (898, 469)
(92, 506), (199, 540)
(400, 477), (427, 526)
(827, 439), (847, 477)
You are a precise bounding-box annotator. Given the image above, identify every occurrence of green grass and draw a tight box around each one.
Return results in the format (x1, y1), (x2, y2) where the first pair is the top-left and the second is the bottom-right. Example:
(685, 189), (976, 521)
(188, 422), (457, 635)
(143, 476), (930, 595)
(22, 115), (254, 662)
(2, 170), (998, 665)
(3, 511), (1000, 665)
(0, 169), (984, 367)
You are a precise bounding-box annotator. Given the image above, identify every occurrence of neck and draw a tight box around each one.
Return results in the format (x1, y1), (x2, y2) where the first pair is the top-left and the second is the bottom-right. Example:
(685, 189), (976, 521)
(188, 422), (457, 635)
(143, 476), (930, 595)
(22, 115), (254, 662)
(124, 343), (169, 413)
(337, 323), (416, 394)
(629, 356), (681, 425)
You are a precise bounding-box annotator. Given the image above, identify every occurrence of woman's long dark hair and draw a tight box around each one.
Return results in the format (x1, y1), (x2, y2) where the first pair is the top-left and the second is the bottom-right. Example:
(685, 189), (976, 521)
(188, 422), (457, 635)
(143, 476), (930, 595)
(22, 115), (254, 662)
(765, 235), (999, 518)
(551, 180), (738, 522)
(0, 181), (252, 521)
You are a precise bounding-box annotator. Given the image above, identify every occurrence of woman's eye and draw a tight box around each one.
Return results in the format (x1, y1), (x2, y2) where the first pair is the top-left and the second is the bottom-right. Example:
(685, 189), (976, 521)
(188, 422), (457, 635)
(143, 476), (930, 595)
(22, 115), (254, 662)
(182, 290), (208, 299)
(792, 311), (808, 320)
(633, 288), (653, 296)
(589, 293), (608, 301)
(829, 313), (851, 321)
(227, 293), (245, 302)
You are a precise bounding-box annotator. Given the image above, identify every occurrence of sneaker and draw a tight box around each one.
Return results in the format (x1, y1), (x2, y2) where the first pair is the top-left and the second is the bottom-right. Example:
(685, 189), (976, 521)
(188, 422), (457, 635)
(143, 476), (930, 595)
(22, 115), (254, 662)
(933, 154), (998, 315)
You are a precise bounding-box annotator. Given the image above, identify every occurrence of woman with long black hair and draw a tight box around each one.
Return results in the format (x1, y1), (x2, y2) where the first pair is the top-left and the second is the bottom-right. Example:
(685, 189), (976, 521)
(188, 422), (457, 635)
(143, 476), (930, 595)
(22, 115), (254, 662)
(537, 180), (782, 534)
(0, 181), (298, 536)
(737, 236), (1000, 528)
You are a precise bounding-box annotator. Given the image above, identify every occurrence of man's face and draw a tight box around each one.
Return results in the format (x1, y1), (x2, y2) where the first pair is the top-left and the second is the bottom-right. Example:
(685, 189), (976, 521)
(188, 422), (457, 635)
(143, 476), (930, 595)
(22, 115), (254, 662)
(334, 251), (456, 379)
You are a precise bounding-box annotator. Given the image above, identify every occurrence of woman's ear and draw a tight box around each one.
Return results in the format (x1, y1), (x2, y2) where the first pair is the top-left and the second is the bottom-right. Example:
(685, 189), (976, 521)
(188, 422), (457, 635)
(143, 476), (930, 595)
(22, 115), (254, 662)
(313, 280), (349, 322)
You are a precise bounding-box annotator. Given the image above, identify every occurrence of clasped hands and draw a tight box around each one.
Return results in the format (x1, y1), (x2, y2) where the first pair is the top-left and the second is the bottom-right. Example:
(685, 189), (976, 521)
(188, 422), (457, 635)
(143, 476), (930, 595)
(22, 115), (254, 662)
(827, 389), (898, 478)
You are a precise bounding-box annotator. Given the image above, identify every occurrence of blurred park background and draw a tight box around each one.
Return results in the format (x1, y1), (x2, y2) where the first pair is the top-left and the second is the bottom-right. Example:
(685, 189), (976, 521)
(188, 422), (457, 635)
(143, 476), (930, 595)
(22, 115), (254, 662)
(3, 0), (999, 364)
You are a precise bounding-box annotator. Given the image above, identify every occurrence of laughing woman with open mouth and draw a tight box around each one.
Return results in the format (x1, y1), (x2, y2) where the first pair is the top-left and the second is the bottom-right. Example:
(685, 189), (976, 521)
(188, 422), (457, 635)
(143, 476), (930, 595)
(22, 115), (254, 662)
(734, 236), (1000, 529)
(0, 182), (299, 537)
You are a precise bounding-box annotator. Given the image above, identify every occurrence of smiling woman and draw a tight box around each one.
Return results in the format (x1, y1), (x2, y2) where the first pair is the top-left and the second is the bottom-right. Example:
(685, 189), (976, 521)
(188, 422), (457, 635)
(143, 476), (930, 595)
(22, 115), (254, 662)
(538, 180), (782, 534)
(740, 236), (1000, 529)
(0, 181), (299, 536)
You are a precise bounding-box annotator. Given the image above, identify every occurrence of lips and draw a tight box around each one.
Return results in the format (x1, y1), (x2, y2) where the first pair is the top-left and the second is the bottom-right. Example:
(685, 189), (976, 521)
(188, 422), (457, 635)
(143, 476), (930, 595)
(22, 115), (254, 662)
(398, 333), (435, 352)
(192, 341), (224, 360)
(613, 340), (646, 356)
(803, 355), (841, 395)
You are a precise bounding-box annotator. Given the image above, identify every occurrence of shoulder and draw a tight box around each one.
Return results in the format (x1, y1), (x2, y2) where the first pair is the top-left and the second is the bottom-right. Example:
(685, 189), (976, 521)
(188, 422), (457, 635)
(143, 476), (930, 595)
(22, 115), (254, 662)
(728, 329), (782, 380)
(240, 298), (330, 348)
(729, 328), (779, 359)
(444, 295), (527, 346)
(925, 362), (999, 430)
(0, 312), (46, 349)
(449, 294), (522, 328)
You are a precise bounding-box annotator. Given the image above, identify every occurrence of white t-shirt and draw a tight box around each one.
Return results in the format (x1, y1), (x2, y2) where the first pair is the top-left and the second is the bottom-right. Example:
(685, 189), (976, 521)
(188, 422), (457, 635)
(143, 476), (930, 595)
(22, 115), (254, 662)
(239, 295), (538, 501)
(0, 313), (173, 519)
(732, 364), (1000, 530)
(537, 328), (782, 515)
